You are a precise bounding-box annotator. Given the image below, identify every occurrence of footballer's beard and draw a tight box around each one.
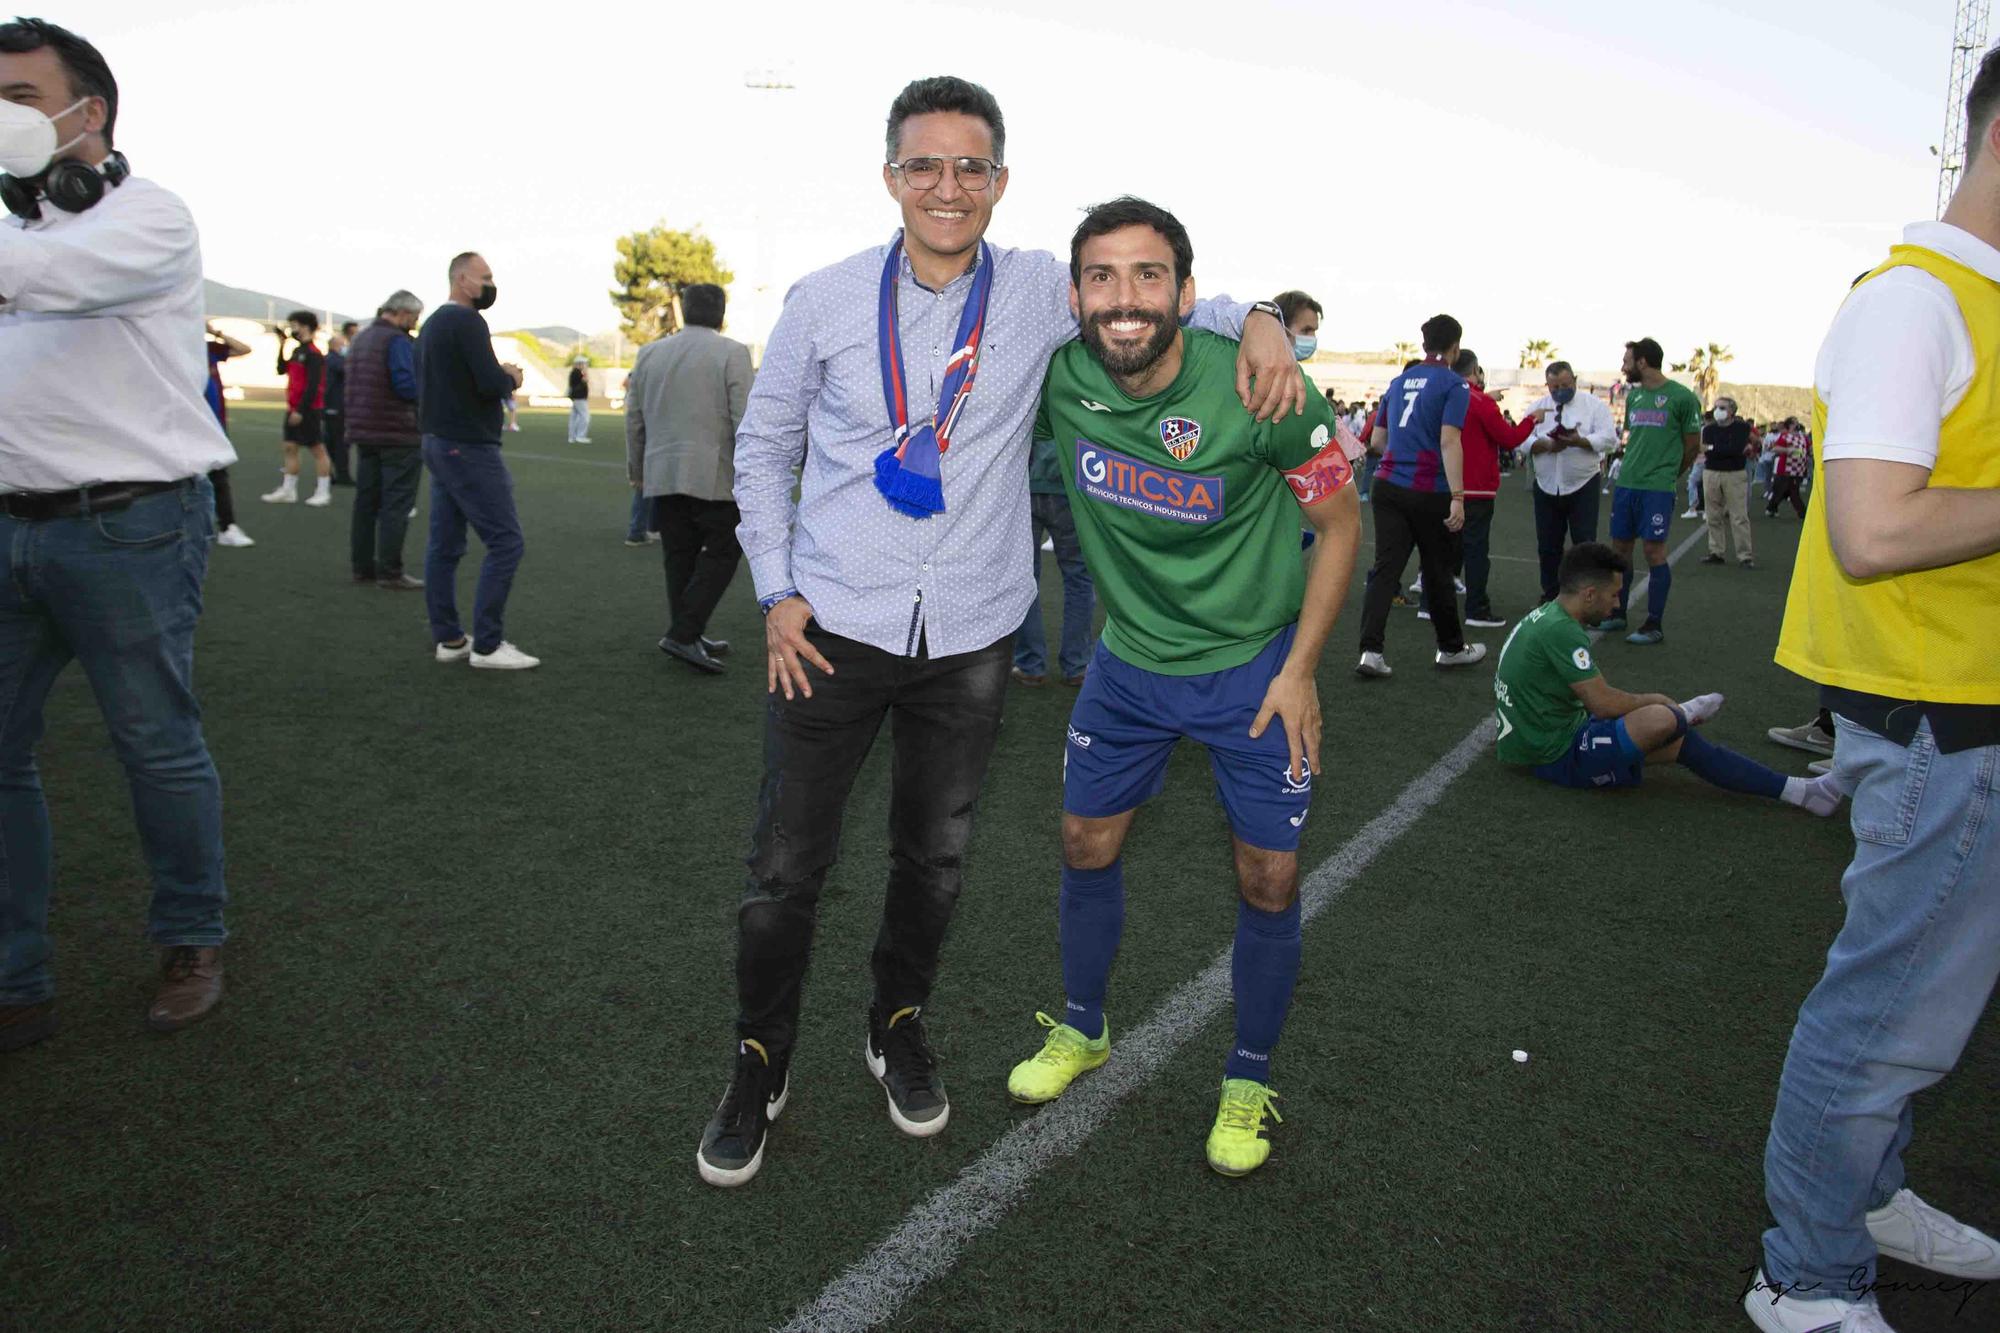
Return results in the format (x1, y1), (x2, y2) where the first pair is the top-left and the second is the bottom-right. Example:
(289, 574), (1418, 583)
(1083, 306), (1177, 378)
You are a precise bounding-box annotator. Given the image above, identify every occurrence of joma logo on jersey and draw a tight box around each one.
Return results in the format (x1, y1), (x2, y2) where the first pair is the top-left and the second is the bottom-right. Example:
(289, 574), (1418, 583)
(1075, 441), (1225, 524)
(1159, 416), (1202, 461)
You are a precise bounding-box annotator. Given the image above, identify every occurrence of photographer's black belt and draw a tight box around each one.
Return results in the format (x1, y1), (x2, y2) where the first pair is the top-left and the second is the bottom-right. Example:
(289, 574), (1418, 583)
(0, 479), (186, 522)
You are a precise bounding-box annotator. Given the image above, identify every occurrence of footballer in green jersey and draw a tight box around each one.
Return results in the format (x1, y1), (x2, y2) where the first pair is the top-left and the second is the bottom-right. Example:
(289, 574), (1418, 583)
(1493, 542), (1846, 819)
(1603, 337), (1704, 645)
(1006, 197), (1362, 1178)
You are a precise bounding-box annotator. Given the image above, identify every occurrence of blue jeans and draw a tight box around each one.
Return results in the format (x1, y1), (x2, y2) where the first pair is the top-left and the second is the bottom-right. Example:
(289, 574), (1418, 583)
(1356, 452), (1377, 500)
(423, 437), (525, 655)
(1760, 716), (2000, 1298)
(1013, 492), (1096, 679)
(626, 489), (654, 542)
(0, 481), (228, 1004)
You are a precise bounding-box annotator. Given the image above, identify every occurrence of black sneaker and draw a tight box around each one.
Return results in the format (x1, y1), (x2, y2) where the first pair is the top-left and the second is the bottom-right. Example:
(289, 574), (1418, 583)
(865, 1004), (950, 1137)
(1700, 554), (1725, 565)
(696, 1038), (790, 1187)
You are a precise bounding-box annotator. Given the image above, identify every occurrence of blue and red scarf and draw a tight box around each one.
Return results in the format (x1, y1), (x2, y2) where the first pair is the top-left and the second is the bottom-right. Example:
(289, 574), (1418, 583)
(874, 234), (993, 518)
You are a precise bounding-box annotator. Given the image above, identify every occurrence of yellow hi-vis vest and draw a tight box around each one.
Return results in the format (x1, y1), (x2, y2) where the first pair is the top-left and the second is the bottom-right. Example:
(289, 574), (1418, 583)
(1775, 244), (2000, 705)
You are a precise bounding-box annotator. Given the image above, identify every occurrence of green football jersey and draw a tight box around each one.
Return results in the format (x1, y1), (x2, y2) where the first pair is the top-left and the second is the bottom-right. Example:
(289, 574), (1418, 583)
(1035, 328), (1348, 675)
(1619, 378), (1703, 493)
(1493, 601), (1599, 765)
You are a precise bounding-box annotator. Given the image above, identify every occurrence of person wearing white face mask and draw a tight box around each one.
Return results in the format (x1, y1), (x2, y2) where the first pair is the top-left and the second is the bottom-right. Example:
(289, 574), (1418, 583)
(1516, 361), (1619, 603)
(0, 17), (237, 1053)
(1699, 395), (1755, 567)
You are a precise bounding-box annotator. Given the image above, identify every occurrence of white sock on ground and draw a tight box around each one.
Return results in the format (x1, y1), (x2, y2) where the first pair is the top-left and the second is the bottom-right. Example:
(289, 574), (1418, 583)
(1782, 773), (1847, 817)
(1678, 692), (1725, 725)
(313, 475), (330, 495)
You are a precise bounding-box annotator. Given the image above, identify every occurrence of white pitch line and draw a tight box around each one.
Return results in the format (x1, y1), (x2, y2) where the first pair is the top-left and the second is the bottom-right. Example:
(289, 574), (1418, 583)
(777, 523), (1706, 1333)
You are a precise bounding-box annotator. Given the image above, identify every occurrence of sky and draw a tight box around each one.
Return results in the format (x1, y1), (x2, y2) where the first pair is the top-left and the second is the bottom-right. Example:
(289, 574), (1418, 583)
(57, 0), (1964, 382)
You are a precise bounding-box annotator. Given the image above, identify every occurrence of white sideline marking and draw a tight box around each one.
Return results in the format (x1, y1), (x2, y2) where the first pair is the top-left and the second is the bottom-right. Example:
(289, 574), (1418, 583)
(776, 524), (1705, 1333)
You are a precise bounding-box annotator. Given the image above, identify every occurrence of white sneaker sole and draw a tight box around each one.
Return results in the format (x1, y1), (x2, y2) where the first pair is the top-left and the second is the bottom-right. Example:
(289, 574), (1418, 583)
(864, 1043), (950, 1138)
(695, 1077), (788, 1188)
(469, 657), (539, 670)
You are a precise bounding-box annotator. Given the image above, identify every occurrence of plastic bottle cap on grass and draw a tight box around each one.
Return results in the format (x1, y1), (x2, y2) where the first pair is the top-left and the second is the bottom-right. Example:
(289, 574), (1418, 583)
(1512, 1049), (1529, 1063)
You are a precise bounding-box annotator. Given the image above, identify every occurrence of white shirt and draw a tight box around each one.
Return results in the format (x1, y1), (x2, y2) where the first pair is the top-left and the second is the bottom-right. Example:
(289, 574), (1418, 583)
(1517, 388), (1618, 496)
(0, 173), (236, 493)
(1813, 219), (1993, 471)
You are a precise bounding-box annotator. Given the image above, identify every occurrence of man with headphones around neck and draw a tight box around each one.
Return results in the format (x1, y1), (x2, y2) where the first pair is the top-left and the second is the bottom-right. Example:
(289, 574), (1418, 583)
(0, 17), (237, 1052)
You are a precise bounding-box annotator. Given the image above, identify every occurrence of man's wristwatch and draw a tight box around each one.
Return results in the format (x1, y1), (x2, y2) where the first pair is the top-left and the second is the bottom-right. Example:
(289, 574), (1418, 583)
(1248, 300), (1285, 325)
(759, 590), (799, 615)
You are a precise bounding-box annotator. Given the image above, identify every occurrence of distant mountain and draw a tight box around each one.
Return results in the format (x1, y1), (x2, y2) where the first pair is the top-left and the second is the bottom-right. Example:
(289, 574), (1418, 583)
(520, 325), (585, 346)
(203, 278), (360, 328)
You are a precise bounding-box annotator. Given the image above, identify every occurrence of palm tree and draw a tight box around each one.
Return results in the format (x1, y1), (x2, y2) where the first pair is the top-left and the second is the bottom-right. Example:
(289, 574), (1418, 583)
(1518, 339), (1557, 370)
(1391, 341), (1419, 363)
(1675, 343), (1734, 406)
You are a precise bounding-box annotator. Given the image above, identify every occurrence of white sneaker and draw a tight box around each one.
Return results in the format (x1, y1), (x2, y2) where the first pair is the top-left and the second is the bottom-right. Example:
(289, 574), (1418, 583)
(260, 485), (297, 504)
(470, 642), (540, 670)
(1435, 643), (1488, 668)
(1682, 507), (1701, 519)
(1454, 576), (1467, 594)
(1409, 576), (1424, 593)
(1355, 652), (1392, 678)
(1867, 1188), (2000, 1279)
(304, 490), (332, 508)
(215, 524), (254, 547)
(1743, 1270), (1895, 1333)
(435, 638), (473, 664)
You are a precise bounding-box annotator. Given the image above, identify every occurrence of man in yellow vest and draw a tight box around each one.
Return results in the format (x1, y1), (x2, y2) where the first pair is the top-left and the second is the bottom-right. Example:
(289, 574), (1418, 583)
(1743, 51), (2000, 1333)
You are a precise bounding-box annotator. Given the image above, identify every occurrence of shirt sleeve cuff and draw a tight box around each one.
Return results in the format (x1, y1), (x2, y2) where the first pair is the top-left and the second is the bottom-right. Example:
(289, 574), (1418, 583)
(748, 549), (796, 602)
(1822, 440), (1940, 469)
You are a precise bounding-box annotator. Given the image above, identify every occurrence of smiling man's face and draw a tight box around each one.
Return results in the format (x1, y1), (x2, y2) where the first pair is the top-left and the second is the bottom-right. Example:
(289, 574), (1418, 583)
(882, 111), (1007, 276)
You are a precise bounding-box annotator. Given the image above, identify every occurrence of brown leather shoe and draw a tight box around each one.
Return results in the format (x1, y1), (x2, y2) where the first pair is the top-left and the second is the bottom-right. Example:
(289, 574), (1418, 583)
(1063, 673), (1087, 687)
(0, 1000), (57, 1052)
(148, 945), (224, 1032)
(1010, 667), (1046, 687)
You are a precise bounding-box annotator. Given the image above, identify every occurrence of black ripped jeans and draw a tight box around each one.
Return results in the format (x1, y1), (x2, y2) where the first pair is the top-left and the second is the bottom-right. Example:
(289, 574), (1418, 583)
(734, 624), (1011, 1058)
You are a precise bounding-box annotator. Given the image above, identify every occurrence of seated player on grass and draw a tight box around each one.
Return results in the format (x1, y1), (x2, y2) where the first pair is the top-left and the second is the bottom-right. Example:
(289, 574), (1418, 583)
(1004, 197), (1364, 1178)
(1493, 542), (1847, 814)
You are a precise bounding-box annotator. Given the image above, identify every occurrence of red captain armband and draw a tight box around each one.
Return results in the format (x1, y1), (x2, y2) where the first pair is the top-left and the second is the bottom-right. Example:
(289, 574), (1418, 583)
(1281, 426), (1356, 506)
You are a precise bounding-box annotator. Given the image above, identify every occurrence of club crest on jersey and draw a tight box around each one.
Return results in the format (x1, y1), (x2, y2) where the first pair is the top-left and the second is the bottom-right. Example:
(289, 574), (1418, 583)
(1159, 416), (1202, 461)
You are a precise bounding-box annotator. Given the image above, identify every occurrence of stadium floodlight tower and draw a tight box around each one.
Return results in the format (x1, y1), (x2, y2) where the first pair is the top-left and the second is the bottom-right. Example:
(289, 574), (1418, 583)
(1938, 0), (1993, 217)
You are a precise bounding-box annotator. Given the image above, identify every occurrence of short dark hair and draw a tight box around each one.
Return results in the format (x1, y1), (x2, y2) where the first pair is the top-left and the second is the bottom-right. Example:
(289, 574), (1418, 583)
(0, 17), (117, 148)
(1420, 314), (1462, 355)
(1559, 541), (1626, 594)
(885, 76), (1005, 164)
(1626, 337), (1664, 370)
(1966, 46), (2000, 158)
(1402, 359), (1423, 372)
(1452, 348), (1479, 377)
(681, 283), (726, 330)
(287, 309), (319, 332)
(340, 320), (359, 337)
(448, 251), (482, 282)
(1070, 195), (1193, 291)
(1545, 360), (1574, 379)
(1274, 290), (1322, 325)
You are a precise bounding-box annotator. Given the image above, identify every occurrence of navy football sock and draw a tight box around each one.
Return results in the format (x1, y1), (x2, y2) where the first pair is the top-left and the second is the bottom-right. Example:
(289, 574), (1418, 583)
(1646, 561), (1672, 625)
(1226, 898), (1302, 1084)
(1676, 729), (1786, 799)
(1617, 558), (1636, 615)
(1060, 861), (1124, 1040)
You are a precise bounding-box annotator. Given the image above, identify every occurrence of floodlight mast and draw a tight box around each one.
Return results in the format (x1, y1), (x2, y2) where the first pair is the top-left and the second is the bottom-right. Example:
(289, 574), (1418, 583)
(1938, 0), (1992, 217)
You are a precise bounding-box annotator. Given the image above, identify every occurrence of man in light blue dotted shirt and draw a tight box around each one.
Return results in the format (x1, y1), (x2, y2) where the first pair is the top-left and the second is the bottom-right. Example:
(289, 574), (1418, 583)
(696, 75), (1305, 1187)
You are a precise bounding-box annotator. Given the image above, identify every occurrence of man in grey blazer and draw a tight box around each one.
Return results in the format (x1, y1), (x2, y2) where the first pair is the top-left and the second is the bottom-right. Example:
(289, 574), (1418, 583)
(626, 283), (755, 672)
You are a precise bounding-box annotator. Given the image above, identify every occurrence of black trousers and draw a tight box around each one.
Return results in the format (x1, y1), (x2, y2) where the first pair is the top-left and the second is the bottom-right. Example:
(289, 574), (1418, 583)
(1358, 479), (1465, 654)
(208, 468), (236, 530)
(324, 412), (352, 482)
(1532, 483), (1600, 600)
(1460, 498), (1496, 619)
(1768, 474), (1807, 518)
(736, 627), (1011, 1057)
(655, 495), (744, 644)
(350, 445), (422, 577)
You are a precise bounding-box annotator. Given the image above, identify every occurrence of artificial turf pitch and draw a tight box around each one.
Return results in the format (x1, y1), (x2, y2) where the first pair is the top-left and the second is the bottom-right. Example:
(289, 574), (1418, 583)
(3, 403), (1994, 1333)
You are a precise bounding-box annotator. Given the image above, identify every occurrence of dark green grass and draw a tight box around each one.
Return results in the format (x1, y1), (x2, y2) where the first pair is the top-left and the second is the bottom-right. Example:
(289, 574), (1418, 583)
(2, 408), (1992, 1333)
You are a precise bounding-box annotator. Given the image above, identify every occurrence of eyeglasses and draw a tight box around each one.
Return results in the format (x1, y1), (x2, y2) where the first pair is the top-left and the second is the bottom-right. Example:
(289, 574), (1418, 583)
(888, 156), (1001, 191)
